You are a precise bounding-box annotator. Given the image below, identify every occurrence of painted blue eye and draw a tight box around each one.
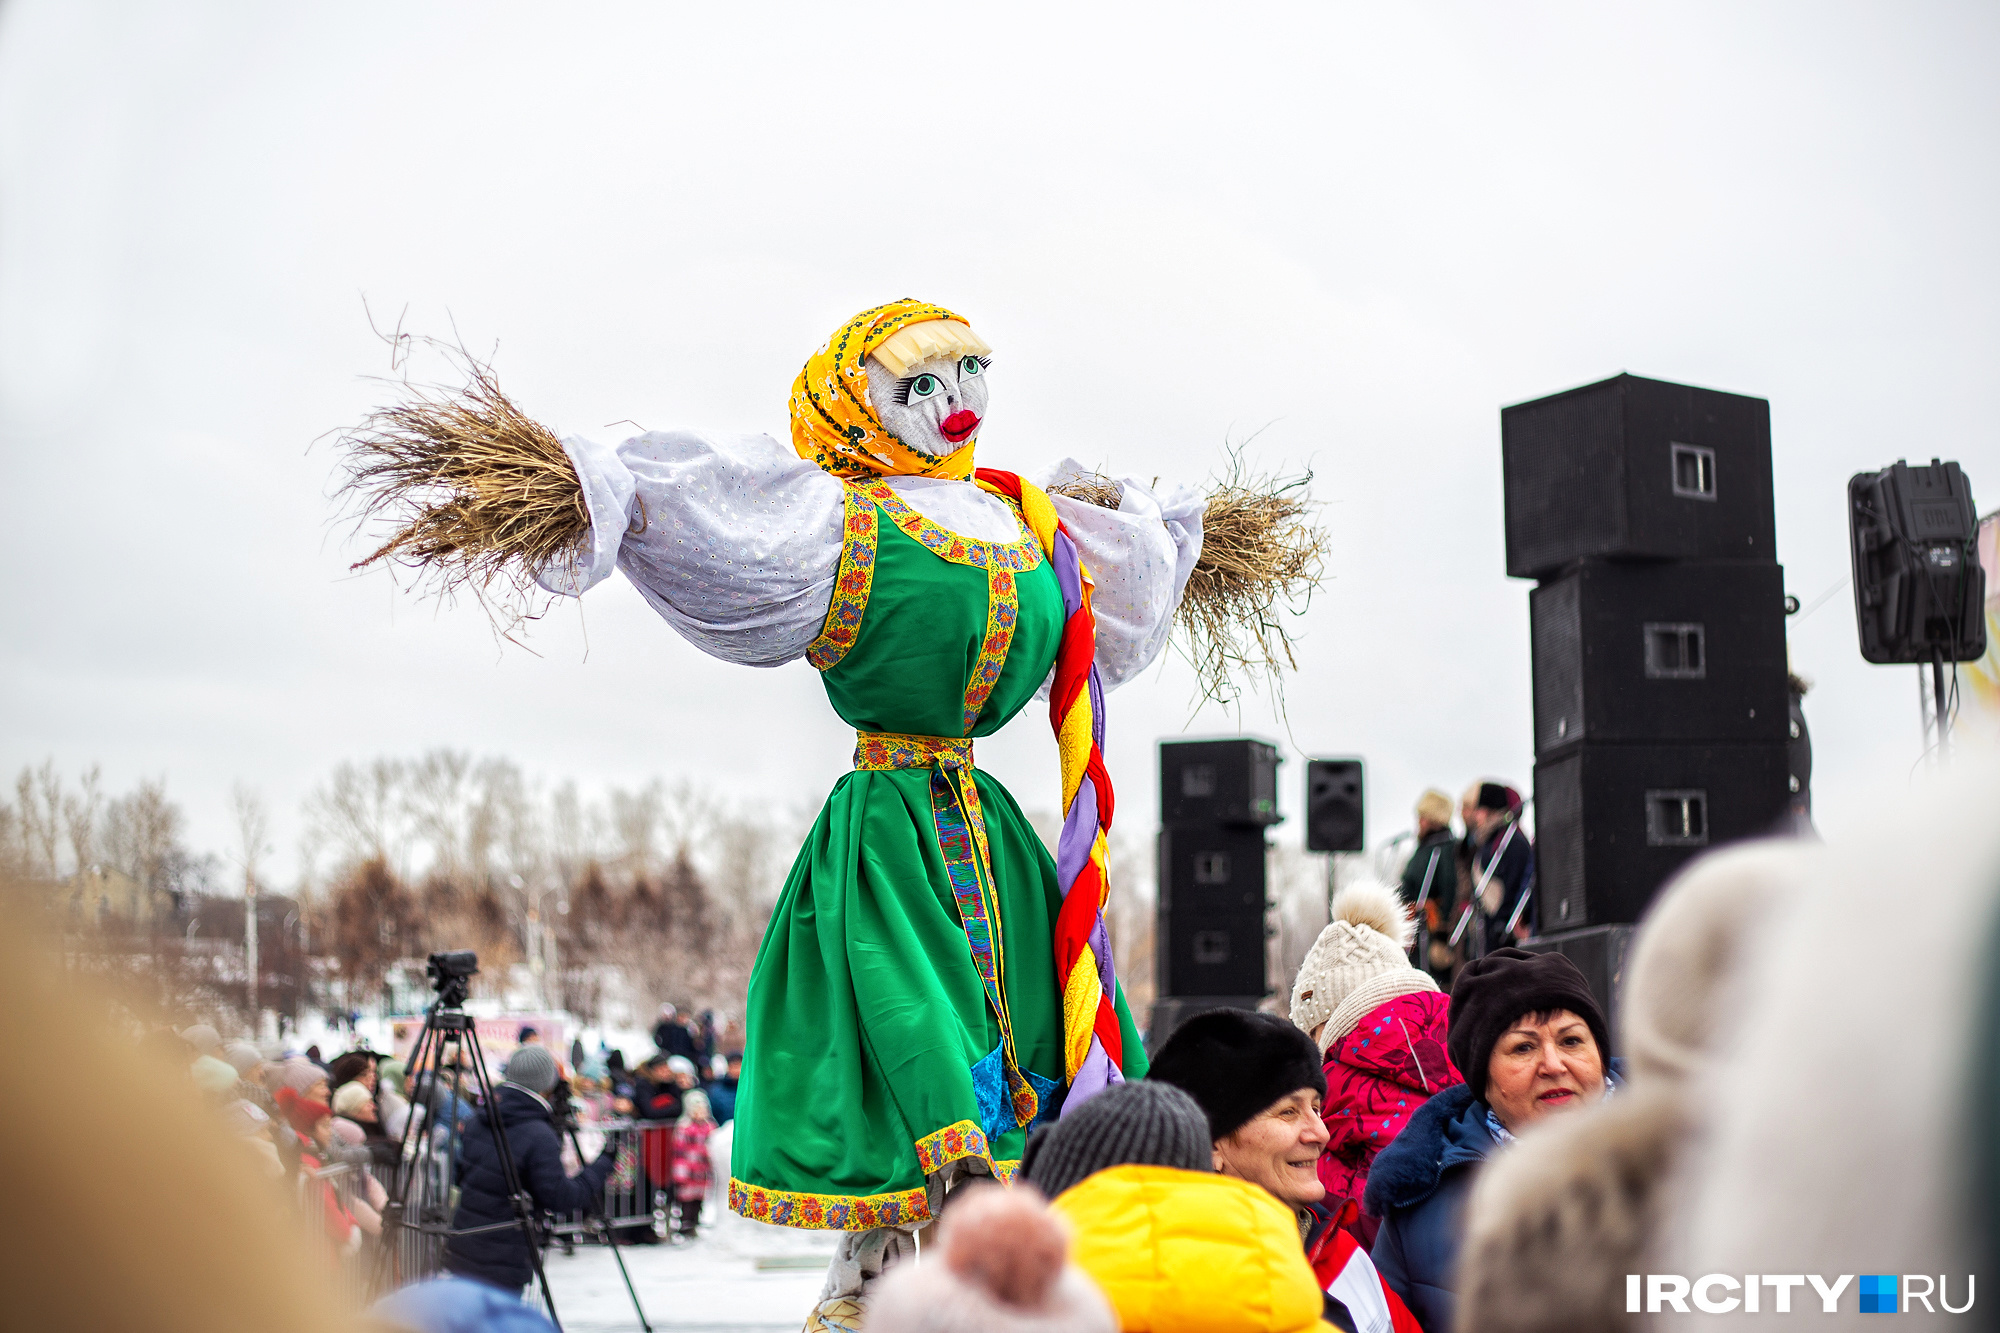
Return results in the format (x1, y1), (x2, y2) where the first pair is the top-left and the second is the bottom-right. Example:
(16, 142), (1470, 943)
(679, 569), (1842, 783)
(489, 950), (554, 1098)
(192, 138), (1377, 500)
(960, 356), (982, 377)
(910, 374), (941, 400)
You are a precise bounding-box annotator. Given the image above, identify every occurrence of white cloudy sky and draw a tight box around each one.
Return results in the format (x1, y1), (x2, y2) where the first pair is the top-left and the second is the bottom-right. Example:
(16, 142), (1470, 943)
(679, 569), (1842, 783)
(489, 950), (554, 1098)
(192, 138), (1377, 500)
(2, 2), (1996, 882)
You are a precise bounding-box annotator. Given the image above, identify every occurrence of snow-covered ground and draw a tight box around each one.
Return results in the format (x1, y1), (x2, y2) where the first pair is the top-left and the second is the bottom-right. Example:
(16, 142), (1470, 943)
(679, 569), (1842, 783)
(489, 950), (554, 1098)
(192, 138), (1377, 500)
(531, 1207), (836, 1333)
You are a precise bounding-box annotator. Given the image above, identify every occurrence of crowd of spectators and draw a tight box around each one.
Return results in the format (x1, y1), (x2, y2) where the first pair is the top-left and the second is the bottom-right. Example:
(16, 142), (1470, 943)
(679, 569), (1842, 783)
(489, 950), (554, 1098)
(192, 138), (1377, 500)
(111, 768), (1999, 1332)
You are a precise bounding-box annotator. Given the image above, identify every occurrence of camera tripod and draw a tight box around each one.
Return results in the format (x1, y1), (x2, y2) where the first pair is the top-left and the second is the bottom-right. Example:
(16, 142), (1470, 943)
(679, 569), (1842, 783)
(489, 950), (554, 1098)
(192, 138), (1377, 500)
(377, 951), (650, 1332)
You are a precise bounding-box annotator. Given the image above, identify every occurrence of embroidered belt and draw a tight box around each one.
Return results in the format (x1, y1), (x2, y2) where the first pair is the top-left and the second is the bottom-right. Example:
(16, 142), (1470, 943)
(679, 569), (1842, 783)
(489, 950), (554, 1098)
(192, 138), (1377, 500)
(854, 731), (1038, 1130)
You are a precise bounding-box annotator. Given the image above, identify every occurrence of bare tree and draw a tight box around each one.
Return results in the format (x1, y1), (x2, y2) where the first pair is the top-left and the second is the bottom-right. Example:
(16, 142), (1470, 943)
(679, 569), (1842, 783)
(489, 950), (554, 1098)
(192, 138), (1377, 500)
(304, 758), (408, 873)
(610, 781), (664, 883)
(0, 801), (22, 880)
(102, 777), (185, 895)
(404, 749), (471, 880)
(547, 780), (597, 891)
(13, 761), (62, 879)
(232, 784), (271, 1017)
(63, 764), (102, 875)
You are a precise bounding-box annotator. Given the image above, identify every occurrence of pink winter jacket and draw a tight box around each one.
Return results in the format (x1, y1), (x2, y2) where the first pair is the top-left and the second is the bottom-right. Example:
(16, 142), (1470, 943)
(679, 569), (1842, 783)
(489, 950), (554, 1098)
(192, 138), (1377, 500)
(1317, 989), (1462, 1247)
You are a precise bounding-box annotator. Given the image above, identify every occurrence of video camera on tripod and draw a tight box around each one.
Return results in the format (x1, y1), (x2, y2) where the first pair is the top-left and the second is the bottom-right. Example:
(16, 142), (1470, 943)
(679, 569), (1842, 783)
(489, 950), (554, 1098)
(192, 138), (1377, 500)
(378, 950), (649, 1332)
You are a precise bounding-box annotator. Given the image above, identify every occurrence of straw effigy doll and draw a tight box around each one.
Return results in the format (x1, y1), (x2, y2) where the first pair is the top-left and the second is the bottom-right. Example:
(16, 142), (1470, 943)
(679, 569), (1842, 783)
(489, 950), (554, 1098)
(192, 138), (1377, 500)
(336, 299), (1321, 1329)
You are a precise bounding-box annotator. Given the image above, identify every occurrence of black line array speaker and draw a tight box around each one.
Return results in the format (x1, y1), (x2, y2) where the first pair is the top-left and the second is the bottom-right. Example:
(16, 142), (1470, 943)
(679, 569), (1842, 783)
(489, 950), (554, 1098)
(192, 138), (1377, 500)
(1530, 561), (1790, 754)
(1533, 743), (1791, 931)
(1304, 758), (1365, 852)
(1503, 373), (1776, 580)
(1160, 739), (1283, 827)
(1156, 824), (1269, 998)
(1508, 372), (1792, 933)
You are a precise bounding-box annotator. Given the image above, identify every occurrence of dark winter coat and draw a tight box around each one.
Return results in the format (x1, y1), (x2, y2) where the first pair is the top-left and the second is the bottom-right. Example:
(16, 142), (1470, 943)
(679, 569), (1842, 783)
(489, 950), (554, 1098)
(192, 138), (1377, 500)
(701, 1076), (737, 1125)
(652, 1020), (699, 1063)
(443, 1084), (616, 1293)
(1471, 823), (1534, 952)
(1364, 1084), (1490, 1333)
(1398, 830), (1455, 913)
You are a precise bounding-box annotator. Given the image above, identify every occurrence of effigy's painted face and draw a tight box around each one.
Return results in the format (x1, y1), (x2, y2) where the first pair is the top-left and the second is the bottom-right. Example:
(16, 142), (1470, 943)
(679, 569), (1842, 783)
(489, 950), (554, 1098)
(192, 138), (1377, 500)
(864, 351), (990, 462)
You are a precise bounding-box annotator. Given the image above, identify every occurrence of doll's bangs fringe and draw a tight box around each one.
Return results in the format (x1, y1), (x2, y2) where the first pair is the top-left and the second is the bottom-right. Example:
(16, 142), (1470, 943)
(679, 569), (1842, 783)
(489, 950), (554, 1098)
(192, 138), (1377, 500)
(871, 319), (992, 377)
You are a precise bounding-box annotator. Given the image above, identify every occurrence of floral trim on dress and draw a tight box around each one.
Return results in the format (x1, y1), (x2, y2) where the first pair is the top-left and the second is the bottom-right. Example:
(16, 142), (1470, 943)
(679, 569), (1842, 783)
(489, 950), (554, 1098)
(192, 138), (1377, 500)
(856, 480), (1043, 571)
(914, 1119), (993, 1174)
(961, 563), (1019, 734)
(806, 488), (880, 670)
(727, 1122), (1018, 1231)
(729, 1177), (929, 1231)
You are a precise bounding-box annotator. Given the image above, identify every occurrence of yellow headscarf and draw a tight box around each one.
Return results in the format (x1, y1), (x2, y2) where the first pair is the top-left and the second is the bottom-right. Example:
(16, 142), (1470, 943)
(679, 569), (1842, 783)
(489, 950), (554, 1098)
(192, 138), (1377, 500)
(789, 299), (980, 480)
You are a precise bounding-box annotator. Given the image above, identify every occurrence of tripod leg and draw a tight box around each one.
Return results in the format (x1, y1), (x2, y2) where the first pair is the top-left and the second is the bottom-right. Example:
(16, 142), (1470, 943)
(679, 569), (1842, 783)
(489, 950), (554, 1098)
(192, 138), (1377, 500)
(464, 1026), (564, 1333)
(569, 1125), (652, 1333)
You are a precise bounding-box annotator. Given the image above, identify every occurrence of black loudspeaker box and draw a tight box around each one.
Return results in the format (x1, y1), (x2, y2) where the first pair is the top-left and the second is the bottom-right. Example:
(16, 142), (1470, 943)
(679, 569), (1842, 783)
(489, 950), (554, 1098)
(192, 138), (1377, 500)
(1531, 560), (1789, 755)
(1535, 742), (1790, 929)
(1503, 373), (1776, 579)
(1848, 459), (1987, 664)
(1156, 825), (1269, 998)
(1304, 758), (1365, 852)
(1519, 924), (1634, 1043)
(1159, 739), (1283, 827)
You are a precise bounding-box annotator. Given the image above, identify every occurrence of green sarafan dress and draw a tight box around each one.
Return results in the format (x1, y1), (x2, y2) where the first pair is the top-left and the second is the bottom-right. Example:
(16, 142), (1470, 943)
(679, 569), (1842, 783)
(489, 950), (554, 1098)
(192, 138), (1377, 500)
(726, 478), (1148, 1230)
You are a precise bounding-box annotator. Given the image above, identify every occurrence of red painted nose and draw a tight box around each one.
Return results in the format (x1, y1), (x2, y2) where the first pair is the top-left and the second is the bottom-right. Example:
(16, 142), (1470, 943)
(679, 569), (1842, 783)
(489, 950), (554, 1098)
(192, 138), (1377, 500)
(941, 410), (980, 444)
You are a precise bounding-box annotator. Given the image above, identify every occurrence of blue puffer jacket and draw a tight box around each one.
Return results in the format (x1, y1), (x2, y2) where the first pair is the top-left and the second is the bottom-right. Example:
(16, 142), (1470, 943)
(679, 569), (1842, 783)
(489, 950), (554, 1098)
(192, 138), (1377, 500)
(1363, 1084), (1489, 1333)
(444, 1085), (616, 1293)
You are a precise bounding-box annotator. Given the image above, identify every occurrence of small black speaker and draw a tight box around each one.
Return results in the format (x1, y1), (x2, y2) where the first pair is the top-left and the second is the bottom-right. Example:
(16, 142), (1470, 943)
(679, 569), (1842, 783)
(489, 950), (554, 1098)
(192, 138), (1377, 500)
(1848, 459), (1986, 664)
(1531, 560), (1789, 755)
(1534, 742), (1791, 928)
(1304, 759), (1365, 852)
(1159, 739), (1283, 827)
(1503, 373), (1776, 579)
(1157, 825), (1269, 998)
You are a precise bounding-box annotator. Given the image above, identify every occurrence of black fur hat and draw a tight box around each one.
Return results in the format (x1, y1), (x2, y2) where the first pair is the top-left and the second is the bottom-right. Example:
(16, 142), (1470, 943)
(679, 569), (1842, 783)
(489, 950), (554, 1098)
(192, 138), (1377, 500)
(1146, 1008), (1327, 1141)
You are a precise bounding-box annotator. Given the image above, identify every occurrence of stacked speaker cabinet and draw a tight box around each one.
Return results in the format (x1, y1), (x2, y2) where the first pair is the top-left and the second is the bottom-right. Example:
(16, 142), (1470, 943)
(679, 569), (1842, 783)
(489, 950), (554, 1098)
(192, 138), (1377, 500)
(1505, 374), (1792, 955)
(1150, 739), (1281, 1050)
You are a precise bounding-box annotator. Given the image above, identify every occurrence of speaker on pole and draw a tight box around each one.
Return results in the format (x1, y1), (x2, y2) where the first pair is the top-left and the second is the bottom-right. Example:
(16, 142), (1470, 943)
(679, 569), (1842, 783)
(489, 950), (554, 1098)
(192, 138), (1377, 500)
(1304, 759), (1364, 853)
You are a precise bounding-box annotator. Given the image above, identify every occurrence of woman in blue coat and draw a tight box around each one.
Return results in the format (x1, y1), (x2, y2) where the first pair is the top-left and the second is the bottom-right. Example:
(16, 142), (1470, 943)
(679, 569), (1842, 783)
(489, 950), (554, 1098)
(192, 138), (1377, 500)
(1364, 949), (1618, 1332)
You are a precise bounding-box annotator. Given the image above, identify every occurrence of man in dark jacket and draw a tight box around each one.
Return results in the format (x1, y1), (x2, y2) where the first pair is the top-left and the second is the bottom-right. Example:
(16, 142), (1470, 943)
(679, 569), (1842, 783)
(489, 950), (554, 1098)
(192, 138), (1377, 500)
(1400, 790), (1458, 983)
(1460, 782), (1534, 956)
(444, 1045), (617, 1294)
(651, 1004), (699, 1063)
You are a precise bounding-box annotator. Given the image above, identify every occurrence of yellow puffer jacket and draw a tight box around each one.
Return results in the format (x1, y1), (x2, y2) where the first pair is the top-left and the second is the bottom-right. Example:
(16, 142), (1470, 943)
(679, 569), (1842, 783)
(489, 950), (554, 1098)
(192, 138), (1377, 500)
(1049, 1164), (1337, 1333)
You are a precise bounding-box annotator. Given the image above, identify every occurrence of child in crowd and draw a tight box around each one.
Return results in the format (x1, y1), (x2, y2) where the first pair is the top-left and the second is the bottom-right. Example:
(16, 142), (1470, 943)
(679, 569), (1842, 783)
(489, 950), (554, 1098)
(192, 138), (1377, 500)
(669, 1090), (714, 1240)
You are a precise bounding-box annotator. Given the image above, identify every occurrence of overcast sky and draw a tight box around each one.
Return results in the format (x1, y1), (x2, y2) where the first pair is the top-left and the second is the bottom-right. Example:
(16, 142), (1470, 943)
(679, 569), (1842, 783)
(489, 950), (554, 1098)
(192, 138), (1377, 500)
(3, 2), (1996, 884)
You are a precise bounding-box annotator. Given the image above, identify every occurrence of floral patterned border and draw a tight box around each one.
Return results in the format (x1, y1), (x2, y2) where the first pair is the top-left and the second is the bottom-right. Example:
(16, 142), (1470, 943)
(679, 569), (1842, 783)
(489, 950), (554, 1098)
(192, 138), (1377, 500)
(961, 563), (1019, 733)
(857, 480), (1043, 571)
(729, 1177), (930, 1231)
(914, 1119), (993, 1174)
(807, 488), (880, 671)
(853, 732), (974, 771)
(727, 1125), (1023, 1232)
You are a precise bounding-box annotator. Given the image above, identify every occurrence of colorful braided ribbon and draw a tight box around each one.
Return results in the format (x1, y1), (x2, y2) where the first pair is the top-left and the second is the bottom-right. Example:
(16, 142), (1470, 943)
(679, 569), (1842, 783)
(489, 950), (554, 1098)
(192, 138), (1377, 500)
(974, 468), (1125, 1113)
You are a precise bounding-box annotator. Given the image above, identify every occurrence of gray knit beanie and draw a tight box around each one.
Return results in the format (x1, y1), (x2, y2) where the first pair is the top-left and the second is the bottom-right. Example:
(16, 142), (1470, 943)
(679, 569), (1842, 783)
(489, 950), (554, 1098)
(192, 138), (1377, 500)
(222, 1041), (264, 1077)
(1019, 1080), (1210, 1199)
(504, 1044), (561, 1095)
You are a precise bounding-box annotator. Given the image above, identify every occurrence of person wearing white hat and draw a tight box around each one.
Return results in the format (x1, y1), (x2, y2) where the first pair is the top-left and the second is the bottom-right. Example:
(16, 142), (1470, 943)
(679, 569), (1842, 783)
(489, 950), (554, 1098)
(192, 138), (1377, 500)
(1288, 881), (1463, 1248)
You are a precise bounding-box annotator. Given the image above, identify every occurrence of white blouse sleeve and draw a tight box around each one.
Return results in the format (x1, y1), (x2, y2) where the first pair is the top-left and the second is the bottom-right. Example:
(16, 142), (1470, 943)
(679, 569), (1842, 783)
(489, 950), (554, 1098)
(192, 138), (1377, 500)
(536, 429), (844, 667)
(1033, 457), (1205, 692)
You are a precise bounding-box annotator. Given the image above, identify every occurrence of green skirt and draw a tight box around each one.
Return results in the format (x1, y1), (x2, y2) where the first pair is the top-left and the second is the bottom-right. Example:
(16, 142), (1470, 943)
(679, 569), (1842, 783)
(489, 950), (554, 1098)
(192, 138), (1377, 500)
(728, 764), (1146, 1229)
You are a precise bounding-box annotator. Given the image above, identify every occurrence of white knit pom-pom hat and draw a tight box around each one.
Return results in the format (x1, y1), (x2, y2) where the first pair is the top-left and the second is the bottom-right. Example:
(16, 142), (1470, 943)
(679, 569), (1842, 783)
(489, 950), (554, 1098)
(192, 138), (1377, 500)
(1289, 880), (1438, 1055)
